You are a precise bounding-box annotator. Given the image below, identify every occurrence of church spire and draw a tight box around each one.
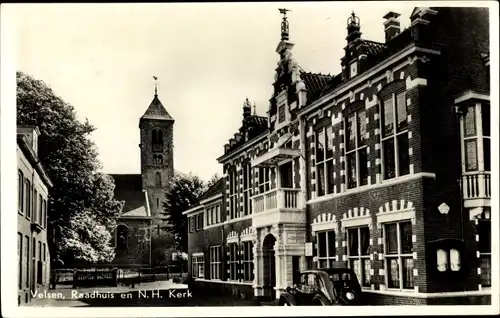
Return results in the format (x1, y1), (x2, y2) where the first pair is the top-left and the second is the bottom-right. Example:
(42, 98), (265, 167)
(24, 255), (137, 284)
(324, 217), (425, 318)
(153, 76), (158, 97)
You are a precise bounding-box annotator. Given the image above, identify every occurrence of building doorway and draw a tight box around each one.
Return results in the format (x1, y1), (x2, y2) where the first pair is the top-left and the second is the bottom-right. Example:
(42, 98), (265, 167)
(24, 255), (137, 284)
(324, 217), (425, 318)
(262, 234), (276, 300)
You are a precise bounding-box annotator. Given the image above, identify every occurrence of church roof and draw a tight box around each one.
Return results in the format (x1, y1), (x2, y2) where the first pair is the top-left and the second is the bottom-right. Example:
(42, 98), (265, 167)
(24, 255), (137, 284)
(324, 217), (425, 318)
(110, 174), (151, 219)
(141, 95), (174, 121)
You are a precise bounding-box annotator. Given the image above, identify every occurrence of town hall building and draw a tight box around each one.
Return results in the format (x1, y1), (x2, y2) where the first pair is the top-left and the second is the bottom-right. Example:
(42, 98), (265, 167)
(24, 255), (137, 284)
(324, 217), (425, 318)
(110, 84), (175, 267)
(184, 7), (491, 305)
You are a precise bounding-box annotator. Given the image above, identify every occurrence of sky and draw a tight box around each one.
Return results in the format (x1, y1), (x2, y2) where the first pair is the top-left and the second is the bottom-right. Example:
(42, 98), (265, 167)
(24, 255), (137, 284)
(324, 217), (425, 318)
(11, 2), (415, 182)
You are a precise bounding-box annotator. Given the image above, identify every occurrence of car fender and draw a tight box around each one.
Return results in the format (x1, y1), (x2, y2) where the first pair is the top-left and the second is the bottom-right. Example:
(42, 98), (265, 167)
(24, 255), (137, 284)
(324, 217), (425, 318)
(279, 292), (298, 306)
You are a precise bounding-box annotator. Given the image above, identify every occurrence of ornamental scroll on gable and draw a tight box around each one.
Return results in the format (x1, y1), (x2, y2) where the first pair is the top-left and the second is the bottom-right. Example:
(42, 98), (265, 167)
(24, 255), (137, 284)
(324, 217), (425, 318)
(269, 11), (307, 132)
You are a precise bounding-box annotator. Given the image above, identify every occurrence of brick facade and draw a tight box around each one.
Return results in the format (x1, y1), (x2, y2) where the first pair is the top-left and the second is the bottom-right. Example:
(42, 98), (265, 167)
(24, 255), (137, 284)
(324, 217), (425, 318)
(185, 7), (491, 305)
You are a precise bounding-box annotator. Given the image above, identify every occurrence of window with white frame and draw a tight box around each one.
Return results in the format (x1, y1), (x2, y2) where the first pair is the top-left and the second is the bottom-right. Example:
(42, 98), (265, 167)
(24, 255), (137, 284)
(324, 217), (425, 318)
(345, 109), (369, 189)
(43, 199), (48, 228)
(316, 126), (334, 196)
(316, 230), (336, 268)
(257, 167), (270, 194)
(242, 164), (252, 216)
(25, 180), (32, 219)
(33, 190), (38, 223)
(384, 221), (414, 289)
(381, 90), (410, 180)
(18, 170), (24, 214)
(192, 255), (204, 278)
(206, 204), (221, 226)
(189, 216), (195, 233)
(18, 232), (22, 289)
(478, 218), (491, 287)
(210, 246), (221, 280)
(229, 170), (238, 219)
(463, 103), (490, 172)
(228, 242), (239, 281)
(242, 241), (254, 281)
(196, 213), (203, 231)
(347, 226), (371, 287)
(38, 193), (43, 225)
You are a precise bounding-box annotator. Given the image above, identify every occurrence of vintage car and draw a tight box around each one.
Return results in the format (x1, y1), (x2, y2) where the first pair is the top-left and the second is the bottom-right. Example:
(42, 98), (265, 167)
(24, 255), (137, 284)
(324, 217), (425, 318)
(278, 268), (362, 306)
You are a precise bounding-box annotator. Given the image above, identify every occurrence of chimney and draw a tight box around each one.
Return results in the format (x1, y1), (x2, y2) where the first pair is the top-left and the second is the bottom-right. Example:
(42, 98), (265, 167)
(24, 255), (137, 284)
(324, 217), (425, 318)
(383, 11), (401, 42)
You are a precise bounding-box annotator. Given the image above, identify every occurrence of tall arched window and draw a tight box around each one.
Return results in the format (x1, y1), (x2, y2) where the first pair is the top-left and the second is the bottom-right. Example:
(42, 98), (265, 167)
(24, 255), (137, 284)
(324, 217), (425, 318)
(155, 172), (162, 187)
(152, 129), (163, 152)
(116, 225), (129, 250)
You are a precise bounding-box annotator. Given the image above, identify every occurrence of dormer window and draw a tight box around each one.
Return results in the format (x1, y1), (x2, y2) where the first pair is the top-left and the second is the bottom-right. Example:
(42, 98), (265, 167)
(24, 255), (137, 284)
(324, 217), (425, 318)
(350, 61), (358, 78)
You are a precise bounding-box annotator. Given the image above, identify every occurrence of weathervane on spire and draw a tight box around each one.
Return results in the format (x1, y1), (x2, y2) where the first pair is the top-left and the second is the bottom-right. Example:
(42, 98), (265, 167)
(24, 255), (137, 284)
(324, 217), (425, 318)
(153, 76), (158, 97)
(279, 8), (291, 40)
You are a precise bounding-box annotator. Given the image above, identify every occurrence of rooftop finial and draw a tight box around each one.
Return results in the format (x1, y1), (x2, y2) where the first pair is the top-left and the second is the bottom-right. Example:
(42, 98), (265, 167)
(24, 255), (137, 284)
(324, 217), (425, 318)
(253, 101), (257, 115)
(153, 76), (158, 97)
(279, 8), (291, 40)
(347, 11), (360, 27)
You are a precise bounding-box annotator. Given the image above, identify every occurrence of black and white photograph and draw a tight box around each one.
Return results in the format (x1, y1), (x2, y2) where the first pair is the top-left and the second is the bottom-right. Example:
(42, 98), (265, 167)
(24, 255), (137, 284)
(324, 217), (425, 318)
(1, 1), (498, 316)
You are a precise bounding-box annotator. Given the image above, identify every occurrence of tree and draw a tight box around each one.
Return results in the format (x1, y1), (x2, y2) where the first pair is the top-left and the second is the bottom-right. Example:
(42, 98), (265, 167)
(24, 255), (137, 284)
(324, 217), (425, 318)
(206, 173), (222, 189)
(17, 71), (122, 264)
(161, 172), (205, 252)
(150, 231), (176, 266)
(58, 210), (115, 264)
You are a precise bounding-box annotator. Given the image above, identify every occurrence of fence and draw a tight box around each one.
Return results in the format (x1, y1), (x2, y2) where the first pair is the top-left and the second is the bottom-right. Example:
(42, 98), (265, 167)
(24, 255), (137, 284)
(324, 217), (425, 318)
(52, 265), (188, 288)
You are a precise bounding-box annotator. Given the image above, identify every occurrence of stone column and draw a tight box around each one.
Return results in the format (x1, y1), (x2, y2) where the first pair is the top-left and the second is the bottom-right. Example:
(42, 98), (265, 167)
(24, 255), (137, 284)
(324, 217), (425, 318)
(253, 233), (264, 297)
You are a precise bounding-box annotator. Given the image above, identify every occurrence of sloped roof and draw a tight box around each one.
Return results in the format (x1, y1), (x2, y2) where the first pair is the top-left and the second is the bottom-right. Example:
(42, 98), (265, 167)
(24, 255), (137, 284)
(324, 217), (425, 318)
(185, 178), (224, 212)
(110, 174), (150, 218)
(141, 95), (174, 121)
(300, 71), (334, 102)
(363, 40), (387, 56)
(199, 178), (224, 201)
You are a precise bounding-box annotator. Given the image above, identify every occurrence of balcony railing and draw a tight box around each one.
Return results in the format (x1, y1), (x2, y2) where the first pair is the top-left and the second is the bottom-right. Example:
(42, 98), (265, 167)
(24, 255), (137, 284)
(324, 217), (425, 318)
(462, 172), (491, 200)
(252, 188), (302, 213)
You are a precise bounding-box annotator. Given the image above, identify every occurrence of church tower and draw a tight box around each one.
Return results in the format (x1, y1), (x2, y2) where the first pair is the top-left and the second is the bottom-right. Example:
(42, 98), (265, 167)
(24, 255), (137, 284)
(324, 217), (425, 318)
(139, 78), (174, 217)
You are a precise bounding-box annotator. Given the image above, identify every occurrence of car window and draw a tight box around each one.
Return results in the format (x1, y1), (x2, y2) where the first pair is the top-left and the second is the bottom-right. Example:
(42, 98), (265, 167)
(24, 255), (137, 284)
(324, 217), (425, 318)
(298, 273), (320, 293)
(329, 271), (354, 283)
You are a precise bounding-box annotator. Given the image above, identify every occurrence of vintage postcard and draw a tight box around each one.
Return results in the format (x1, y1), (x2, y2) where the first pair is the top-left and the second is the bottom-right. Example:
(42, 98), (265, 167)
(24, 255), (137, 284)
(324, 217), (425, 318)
(1, 1), (498, 317)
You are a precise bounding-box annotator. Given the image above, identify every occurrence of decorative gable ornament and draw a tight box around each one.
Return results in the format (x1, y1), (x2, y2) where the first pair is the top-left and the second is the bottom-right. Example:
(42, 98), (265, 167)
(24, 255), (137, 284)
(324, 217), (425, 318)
(438, 202), (450, 215)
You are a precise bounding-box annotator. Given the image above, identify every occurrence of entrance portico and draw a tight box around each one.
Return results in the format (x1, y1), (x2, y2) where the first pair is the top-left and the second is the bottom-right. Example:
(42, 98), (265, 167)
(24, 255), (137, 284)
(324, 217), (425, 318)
(251, 141), (307, 300)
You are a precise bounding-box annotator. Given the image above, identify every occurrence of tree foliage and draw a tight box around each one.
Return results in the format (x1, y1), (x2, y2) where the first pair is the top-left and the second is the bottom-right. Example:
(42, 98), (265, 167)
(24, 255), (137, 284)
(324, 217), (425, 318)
(206, 173), (221, 189)
(161, 172), (206, 252)
(150, 231), (176, 266)
(17, 71), (122, 265)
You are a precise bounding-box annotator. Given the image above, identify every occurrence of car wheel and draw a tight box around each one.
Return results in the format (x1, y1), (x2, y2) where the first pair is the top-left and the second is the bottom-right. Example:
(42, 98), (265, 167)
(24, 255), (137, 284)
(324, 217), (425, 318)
(312, 294), (330, 306)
